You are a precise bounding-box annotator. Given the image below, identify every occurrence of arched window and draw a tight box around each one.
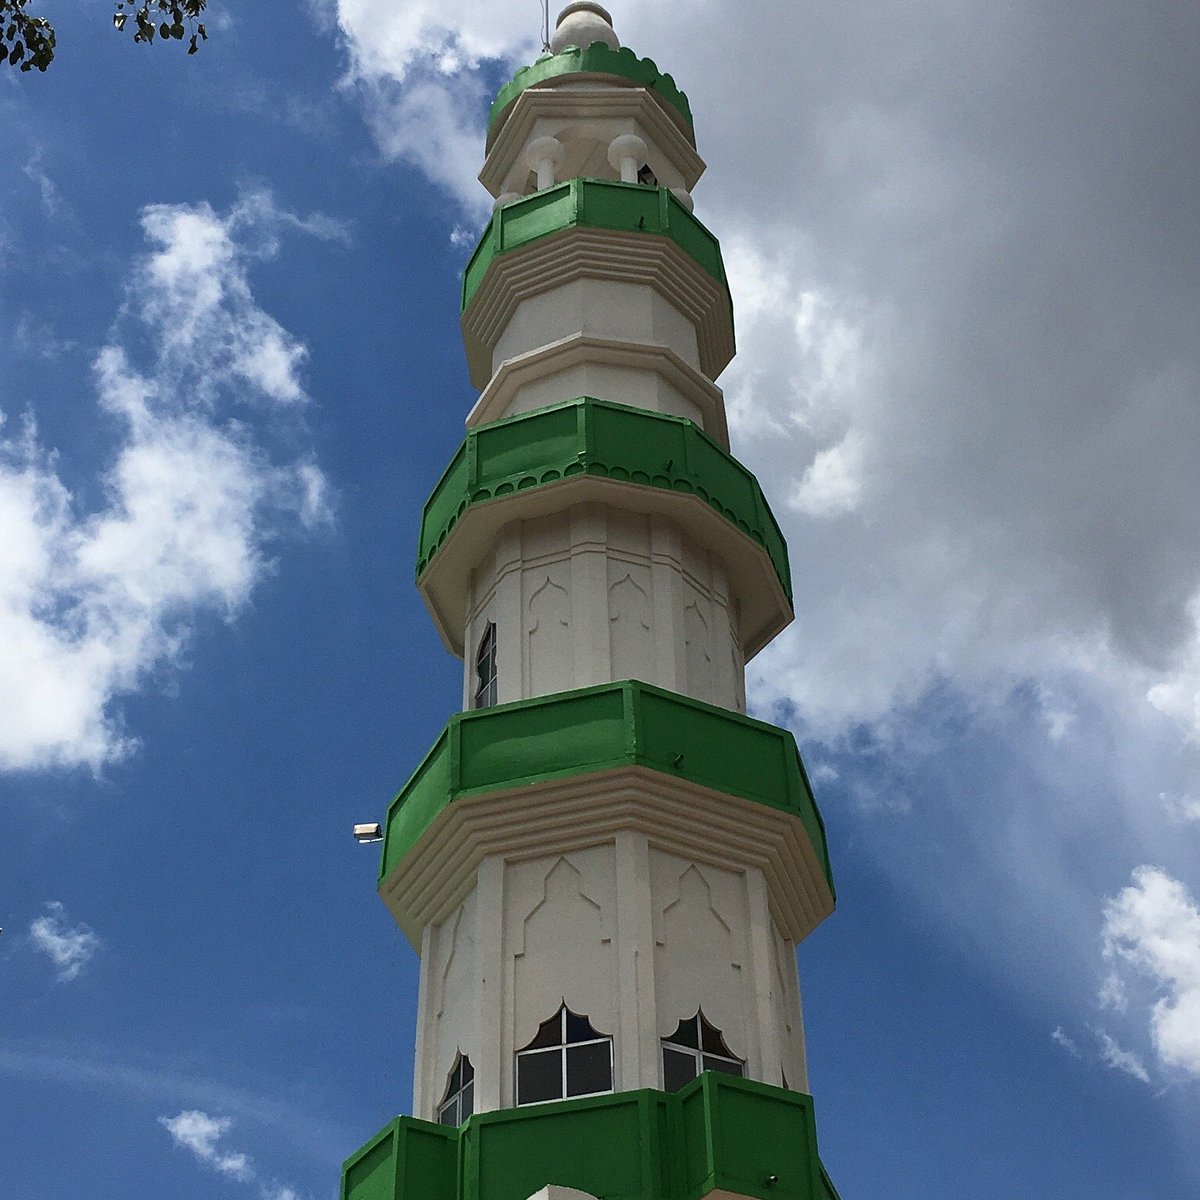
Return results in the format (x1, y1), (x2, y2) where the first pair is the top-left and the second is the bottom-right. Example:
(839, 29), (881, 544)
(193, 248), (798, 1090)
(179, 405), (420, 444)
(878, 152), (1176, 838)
(473, 622), (498, 709)
(437, 1053), (474, 1126)
(661, 1011), (743, 1092)
(515, 1004), (613, 1105)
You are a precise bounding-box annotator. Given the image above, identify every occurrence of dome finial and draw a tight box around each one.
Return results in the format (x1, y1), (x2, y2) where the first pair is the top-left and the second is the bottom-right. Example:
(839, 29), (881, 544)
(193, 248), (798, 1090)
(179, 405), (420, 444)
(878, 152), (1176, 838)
(551, 3), (620, 53)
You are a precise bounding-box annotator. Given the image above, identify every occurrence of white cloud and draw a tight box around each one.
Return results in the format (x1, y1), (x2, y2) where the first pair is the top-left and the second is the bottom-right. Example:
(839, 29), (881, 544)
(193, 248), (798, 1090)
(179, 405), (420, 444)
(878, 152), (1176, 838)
(326, 2), (1200, 1128)
(22, 149), (68, 222)
(1096, 1030), (1151, 1084)
(28, 902), (102, 982)
(1102, 866), (1200, 1078)
(330, 0), (1200, 745)
(1160, 791), (1200, 824)
(1098, 971), (1127, 1015)
(159, 1110), (306, 1198)
(0, 191), (334, 773)
(160, 1110), (254, 1181)
(1050, 1026), (1080, 1058)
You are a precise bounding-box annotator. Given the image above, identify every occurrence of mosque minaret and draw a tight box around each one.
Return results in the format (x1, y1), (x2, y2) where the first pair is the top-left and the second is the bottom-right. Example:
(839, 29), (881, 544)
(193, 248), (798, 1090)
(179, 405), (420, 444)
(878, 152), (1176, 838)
(343, 7), (843, 1198)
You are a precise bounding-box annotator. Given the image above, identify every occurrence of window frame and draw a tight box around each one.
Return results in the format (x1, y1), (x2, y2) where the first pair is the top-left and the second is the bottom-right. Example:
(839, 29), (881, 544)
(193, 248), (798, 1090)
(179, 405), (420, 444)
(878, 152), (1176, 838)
(436, 1052), (475, 1126)
(515, 1004), (614, 1106)
(473, 621), (498, 709)
(660, 1011), (744, 1092)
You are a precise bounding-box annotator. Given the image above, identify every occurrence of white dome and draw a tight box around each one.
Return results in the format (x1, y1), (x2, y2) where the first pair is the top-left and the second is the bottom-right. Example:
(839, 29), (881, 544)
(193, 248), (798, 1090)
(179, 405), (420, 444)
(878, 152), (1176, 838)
(550, 3), (620, 53)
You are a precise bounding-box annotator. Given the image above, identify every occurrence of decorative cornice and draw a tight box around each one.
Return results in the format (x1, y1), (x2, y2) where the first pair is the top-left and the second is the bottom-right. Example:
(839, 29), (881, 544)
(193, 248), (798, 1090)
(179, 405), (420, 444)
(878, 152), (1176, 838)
(488, 43), (695, 150)
(461, 181), (734, 388)
(417, 472), (792, 661)
(375, 680), (834, 945)
(419, 398), (788, 596)
(380, 764), (833, 948)
(467, 334), (730, 450)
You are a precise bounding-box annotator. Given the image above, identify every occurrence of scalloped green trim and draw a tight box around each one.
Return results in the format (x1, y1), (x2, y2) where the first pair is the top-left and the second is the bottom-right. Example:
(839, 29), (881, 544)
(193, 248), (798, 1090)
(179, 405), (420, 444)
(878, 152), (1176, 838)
(488, 42), (694, 145)
(417, 398), (790, 603)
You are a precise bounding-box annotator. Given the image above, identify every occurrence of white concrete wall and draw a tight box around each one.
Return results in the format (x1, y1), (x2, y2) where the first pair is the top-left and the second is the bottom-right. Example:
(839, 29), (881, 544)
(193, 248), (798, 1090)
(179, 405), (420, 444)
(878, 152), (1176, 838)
(492, 279), (701, 379)
(412, 836), (809, 1120)
(497, 358), (705, 427)
(461, 503), (746, 712)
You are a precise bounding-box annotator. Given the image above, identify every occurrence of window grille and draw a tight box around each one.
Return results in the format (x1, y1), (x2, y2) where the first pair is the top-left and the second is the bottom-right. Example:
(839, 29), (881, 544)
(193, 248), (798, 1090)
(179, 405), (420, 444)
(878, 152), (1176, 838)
(473, 622), (498, 708)
(661, 1011), (743, 1092)
(516, 1004), (613, 1105)
(437, 1053), (474, 1126)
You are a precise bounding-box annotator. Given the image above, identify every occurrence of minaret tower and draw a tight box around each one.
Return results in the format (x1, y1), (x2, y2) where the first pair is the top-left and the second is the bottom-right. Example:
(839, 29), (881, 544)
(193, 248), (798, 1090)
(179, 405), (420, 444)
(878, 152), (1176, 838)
(343, 7), (842, 1199)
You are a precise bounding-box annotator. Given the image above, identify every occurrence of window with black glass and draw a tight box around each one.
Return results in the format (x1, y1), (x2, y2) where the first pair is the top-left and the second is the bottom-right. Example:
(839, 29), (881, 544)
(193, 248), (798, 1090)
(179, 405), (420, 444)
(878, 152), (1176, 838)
(437, 1053), (474, 1126)
(660, 1011), (744, 1092)
(515, 1004), (613, 1105)
(473, 622), (498, 709)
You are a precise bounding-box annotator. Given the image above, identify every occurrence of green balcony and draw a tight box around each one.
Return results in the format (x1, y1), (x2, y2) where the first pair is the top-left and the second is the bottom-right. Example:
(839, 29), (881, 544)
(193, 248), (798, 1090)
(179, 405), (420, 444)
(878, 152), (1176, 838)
(342, 1073), (840, 1200)
(418, 398), (791, 603)
(488, 42), (695, 147)
(378, 680), (832, 898)
(461, 178), (727, 316)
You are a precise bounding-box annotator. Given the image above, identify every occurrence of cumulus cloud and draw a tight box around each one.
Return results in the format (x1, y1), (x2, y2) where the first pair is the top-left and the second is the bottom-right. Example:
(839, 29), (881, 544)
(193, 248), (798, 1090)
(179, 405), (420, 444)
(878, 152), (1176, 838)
(1102, 866), (1200, 1079)
(333, 0), (536, 215)
(327, 0), (1200, 1117)
(330, 0), (1200, 743)
(0, 191), (334, 772)
(159, 1110), (306, 1199)
(160, 1110), (254, 1180)
(1050, 1027), (1080, 1058)
(1096, 1030), (1151, 1085)
(1160, 792), (1200, 824)
(28, 902), (102, 981)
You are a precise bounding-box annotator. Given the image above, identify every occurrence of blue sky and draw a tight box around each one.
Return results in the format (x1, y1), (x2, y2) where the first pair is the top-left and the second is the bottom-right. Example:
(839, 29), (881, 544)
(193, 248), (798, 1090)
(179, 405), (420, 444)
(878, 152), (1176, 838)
(2, 3), (1199, 1198)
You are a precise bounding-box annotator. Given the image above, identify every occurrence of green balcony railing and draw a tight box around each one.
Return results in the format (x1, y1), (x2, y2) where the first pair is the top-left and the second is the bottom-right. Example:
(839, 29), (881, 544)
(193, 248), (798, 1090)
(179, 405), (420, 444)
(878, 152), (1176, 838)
(461, 178), (728, 316)
(378, 680), (832, 897)
(488, 42), (694, 143)
(343, 1074), (838, 1200)
(418, 398), (792, 602)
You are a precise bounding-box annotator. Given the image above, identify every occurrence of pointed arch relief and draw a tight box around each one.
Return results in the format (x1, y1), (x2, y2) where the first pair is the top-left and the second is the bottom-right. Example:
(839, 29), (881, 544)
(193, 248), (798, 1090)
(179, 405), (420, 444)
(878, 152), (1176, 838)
(512, 854), (616, 1052)
(516, 856), (610, 956)
(653, 860), (747, 1060)
(683, 600), (713, 700)
(527, 574), (571, 694)
(608, 572), (651, 681)
(658, 865), (735, 958)
(433, 893), (476, 1030)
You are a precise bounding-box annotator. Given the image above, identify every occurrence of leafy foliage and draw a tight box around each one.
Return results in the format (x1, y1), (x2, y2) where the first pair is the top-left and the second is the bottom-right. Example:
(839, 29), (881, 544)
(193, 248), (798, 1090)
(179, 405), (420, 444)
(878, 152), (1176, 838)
(1, 0), (54, 71)
(0, 0), (208, 72)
